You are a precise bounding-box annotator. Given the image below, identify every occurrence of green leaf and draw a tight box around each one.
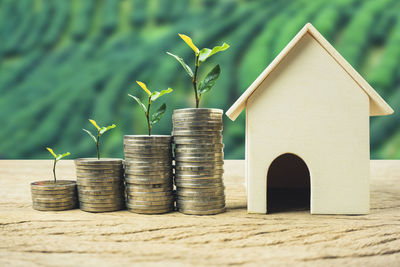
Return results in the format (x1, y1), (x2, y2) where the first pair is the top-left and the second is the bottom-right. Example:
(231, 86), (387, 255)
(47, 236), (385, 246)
(198, 64), (221, 96)
(198, 48), (212, 63)
(128, 94), (147, 113)
(99, 124), (116, 135)
(83, 128), (97, 143)
(136, 81), (151, 96)
(56, 152), (70, 161)
(166, 52), (193, 78)
(150, 103), (166, 126)
(198, 43), (230, 63)
(46, 147), (57, 158)
(150, 88), (173, 102)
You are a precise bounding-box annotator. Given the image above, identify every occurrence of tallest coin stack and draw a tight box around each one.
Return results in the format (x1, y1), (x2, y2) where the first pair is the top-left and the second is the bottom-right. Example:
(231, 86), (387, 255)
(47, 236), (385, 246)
(172, 108), (226, 215)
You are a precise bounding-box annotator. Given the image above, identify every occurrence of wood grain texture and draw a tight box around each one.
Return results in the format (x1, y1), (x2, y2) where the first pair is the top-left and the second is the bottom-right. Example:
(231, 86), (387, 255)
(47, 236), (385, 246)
(1, 160), (399, 266)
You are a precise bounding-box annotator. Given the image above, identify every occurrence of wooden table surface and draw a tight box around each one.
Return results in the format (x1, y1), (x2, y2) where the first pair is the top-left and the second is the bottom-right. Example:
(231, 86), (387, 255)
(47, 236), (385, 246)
(1, 160), (399, 266)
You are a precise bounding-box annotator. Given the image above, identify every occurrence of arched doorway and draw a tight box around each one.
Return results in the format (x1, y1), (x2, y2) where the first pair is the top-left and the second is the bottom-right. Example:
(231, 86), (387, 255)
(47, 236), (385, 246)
(267, 153), (310, 213)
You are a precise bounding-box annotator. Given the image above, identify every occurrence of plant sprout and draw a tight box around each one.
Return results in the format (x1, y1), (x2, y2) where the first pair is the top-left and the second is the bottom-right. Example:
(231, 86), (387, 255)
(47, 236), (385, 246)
(46, 147), (70, 183)
(83, 119), (116, 160)
(128, 81), (172, 136)
(167, 34), (229, 108)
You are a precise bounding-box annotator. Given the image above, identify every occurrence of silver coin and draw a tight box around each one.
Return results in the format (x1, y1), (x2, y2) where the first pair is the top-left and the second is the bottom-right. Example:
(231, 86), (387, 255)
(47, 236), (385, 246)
(173, 108), (223, 115)
(127, 207), (173, 214)
(174, 173), (223, 179)
(173, 125), (223, 131)
(175, 143), (224, 149)
(78, 187), (122, 195)
(79, 194), (123, 201)
(124, 169), (172, 177)
(172, 120), (222, 126)
(124, 172), (172, 179)
(78, 184), (123, 191)
(77, 182), (123, 188)
(30, 180), (77, 191)
(31, 190), (76, 198)
(129, 195), (174, 201)
(32, 200), (77, 208)
(178, 207), (225, 215)
(124, 155), (172, 161)
(129, 198), (173, 205)
(176, 186), (224, 194)
(124, 171), (172, 178)
(126, 202), (173, 210)
(177, 190), (225, 198)
(174, 170), (224, 176)
(123, 162), (171, 168)
(125, 178), (172, 185)
(79, 204), (122, 213)
(177, 201), (225, 209)
(174, 156), (223, 163)
(174, 177), (224, 184)
(173, 132), (222, 138)
(125, 186), (172, 193)
(175, 182), (224, 189)
(126, 190), (173, 198)
(33, 196), (77, 203)
(175, 166), (223, 172)
(79, 201), (123, 208)
(175, 160), (224, 166)
(80, 198), (123, 205)
(124, 163), (171, 170)
(33, 203), (77, 211)
(124, 151), (172, 157)
(124, 143), (172, 152)
(177, 194), (225, 201)
(173, 137), (222, 145)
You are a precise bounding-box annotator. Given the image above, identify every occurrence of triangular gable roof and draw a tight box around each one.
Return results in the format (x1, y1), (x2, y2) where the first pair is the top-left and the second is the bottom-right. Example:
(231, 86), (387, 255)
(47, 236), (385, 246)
(226, 23), (394, 121)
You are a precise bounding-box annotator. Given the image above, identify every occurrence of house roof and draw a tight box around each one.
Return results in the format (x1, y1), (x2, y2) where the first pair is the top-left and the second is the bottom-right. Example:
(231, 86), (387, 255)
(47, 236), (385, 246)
(226, 23), (394, 121)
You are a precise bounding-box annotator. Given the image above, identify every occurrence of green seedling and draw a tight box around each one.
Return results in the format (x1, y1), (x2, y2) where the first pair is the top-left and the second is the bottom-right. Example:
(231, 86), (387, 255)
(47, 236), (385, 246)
(167, 34), (229, 108)
(128, 81), (172, 136)
(83, 119), (116, 160)
(46, 147), (70, 183)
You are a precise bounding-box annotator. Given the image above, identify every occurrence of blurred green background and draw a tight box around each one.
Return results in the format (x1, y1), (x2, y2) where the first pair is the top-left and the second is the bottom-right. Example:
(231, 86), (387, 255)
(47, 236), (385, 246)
(0, 0), (399, 159)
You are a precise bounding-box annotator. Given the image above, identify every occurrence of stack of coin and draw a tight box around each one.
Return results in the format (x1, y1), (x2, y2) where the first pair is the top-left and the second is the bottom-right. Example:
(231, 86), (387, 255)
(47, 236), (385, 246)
(31, 180), (77, 211)
(74, 158), (124, 212)
(172, 108), (226, 215)
(124, 135), (174, 214)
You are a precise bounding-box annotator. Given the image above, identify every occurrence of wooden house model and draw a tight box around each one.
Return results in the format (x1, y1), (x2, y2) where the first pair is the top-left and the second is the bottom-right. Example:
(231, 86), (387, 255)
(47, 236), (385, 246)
(226, 23), (393, 214)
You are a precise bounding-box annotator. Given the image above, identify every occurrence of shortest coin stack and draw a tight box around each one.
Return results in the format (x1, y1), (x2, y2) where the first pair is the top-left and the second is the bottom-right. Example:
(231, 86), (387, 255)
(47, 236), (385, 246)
(124, 135), (174, 214)
(75, 158), (124, 212)
(31, 180), (77, 211)
(173, 108), (226, 215)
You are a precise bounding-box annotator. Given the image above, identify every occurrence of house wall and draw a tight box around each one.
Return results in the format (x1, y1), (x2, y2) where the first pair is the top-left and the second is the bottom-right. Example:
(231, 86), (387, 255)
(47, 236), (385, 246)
(246, 33), (370, 214)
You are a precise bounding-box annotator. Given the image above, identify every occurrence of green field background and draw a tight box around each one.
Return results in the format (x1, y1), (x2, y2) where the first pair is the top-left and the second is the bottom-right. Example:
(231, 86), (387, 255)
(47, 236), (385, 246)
(1, 0), (400, 159)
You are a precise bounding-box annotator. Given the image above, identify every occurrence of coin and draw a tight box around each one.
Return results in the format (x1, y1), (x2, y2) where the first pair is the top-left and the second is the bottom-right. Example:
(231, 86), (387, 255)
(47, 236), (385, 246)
(175, 143), (224, 149)
(130, 195), (174, 201)
(127, 207), (173, 214)
(79, 203), (123, 212)
(173, 137), (223, 144)
(125, 185), (172, 193)
(126, 202), (173, 210)
(80, 197), (123, 205)
(177, 207), (226, 215)
(126, 190), (173, 198)
(30, 180), (77, 191)
(33, 202), (77, 211)
(78, 188), (121, 196)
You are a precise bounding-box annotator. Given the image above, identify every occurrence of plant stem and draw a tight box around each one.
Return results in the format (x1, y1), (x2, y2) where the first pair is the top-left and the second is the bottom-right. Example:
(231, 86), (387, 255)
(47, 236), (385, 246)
(96, 132), (100, 160)
(53, 159), (57, 183)
(146, 96), (152, 136)
(193, 55), (200, 108)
